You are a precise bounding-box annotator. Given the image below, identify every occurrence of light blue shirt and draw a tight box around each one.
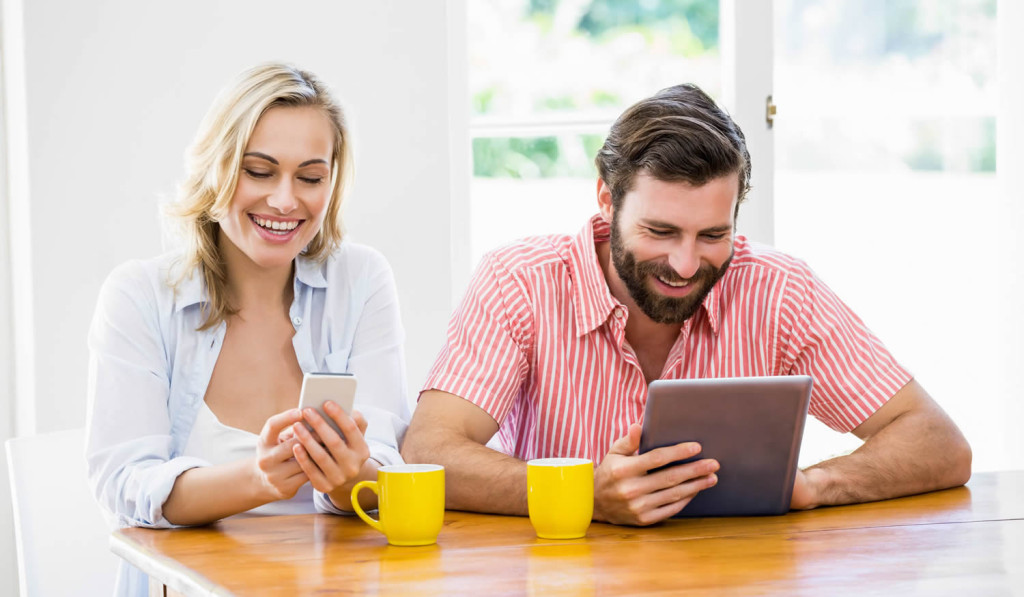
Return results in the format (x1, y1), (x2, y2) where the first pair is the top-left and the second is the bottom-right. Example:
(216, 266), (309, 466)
(85, 241), (410, 595)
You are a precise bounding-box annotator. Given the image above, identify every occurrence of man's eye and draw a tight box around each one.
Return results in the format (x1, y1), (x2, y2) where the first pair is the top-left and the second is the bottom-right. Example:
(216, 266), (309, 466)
(647, 228), (672, 236)
(244, 168), (272, 179)
(702, 233), (727, 241)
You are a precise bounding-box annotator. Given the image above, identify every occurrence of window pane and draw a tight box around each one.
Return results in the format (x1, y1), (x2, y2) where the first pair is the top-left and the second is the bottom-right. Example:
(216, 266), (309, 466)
(775, 0), (1008, 470)
(473, 134), (605, 178)
(776, 0), (996, 173)
(469, 0), (722, 123)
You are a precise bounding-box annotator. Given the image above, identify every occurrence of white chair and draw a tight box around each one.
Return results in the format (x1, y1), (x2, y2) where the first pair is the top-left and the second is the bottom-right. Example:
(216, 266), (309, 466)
(5, 428), (120, 596)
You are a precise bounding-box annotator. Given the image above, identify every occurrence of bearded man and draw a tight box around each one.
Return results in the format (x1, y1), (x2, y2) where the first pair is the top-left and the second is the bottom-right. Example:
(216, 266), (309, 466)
(401, 84), (971, 526)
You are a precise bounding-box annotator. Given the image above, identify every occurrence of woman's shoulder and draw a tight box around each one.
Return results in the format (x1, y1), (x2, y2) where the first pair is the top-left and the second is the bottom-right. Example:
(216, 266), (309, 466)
(100, 252), (191, 307)
(317, 239), (394, 281)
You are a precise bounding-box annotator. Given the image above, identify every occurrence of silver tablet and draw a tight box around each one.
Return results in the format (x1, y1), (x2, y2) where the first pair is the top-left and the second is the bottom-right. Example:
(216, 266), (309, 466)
(639, 375), (813, 517)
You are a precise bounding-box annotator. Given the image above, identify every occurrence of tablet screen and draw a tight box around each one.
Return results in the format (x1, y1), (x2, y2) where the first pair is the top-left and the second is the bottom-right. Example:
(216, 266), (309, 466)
(639, 375), (812, 517)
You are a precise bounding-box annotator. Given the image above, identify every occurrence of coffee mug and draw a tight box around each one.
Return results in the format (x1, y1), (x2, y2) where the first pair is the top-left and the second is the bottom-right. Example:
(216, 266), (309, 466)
(351, 464), (445, 546)
(527, 457), (594, 539)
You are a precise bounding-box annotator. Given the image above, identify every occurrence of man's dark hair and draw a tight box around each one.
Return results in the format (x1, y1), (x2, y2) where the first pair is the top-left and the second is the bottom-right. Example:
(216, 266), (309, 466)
(595, 83), (751, 210)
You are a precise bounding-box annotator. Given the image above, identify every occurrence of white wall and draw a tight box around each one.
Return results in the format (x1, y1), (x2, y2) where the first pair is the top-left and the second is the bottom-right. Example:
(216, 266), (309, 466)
(1, 0), (454, 591)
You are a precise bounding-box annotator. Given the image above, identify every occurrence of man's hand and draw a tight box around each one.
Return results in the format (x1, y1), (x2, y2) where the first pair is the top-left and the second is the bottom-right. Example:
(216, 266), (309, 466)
(789, 468), (823, 510)
(593, 423), (720, 526)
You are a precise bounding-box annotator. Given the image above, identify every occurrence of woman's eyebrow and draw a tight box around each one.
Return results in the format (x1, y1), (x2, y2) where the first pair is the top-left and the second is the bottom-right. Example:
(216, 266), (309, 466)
(243, 151), (277, 165)
(243, 152), (327, 168)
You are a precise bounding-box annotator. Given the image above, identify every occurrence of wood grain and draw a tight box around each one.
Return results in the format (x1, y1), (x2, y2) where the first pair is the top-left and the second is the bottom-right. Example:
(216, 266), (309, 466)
(112, 471), (1024, 596)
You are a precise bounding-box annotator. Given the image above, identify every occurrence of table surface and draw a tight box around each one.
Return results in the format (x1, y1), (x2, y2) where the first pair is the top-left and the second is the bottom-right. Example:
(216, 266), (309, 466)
(112, 470), (1024, 596)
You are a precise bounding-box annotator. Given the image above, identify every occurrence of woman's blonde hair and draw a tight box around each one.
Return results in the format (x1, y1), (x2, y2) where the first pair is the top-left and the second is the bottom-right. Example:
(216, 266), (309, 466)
(169, 62), (353, 330)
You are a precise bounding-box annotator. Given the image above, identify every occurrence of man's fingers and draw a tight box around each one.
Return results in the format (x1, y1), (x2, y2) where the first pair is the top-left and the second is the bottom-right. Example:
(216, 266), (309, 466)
(636, 442), (705, 474)
(638, 457), (719, 494)
(607, 423), (643, 456)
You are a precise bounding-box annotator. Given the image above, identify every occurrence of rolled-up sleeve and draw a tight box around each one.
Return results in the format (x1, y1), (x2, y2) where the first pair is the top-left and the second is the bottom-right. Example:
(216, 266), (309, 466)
(85, 262), (208, 528)
(315, 249), (410, 515)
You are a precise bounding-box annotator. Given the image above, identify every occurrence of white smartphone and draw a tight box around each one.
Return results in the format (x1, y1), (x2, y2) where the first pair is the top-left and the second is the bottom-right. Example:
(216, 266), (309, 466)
(297, 372), (357, 439)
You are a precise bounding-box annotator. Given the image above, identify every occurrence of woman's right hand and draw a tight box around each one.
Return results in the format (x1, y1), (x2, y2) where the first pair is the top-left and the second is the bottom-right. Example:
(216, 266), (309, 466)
(253, 409), (310, 501)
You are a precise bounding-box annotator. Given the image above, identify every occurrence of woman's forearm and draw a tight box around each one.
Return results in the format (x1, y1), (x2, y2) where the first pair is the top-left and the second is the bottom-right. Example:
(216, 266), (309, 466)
(162, 459), (273, 526)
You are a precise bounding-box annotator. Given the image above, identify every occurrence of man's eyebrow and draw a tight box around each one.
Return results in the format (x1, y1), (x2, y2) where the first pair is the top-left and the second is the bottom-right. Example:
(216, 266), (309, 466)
(243, 152), (278, 165)
(640, 219), (733, 234)
(639, 218), (680, 230)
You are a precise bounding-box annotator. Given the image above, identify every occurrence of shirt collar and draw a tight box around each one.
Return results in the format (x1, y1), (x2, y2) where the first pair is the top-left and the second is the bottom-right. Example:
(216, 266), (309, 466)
(569, 214), (723, 337)
(172, 252), (328, 313)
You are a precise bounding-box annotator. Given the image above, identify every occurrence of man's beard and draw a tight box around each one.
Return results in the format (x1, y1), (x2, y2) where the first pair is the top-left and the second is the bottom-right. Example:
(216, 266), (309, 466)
(610, 218), (733, 325)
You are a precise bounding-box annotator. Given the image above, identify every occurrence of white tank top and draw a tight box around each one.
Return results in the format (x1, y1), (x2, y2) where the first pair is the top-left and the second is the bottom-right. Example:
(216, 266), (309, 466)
(182, 402), (315, 516)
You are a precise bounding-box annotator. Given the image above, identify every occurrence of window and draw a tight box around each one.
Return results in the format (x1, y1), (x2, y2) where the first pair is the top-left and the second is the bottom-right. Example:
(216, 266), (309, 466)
(774, 0), (1007, 469)
(468, 0), (723, 266)
(464, 0), (1014, 472)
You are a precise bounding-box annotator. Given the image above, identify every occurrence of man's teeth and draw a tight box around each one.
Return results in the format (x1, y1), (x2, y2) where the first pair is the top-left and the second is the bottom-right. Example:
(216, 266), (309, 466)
(254, 217), (299, 232)
(657, 275), (689, 288)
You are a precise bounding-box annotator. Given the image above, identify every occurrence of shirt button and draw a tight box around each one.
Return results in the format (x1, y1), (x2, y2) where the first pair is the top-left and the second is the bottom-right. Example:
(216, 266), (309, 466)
(614, 308), (625, 319)
(292, 316), (302, 326)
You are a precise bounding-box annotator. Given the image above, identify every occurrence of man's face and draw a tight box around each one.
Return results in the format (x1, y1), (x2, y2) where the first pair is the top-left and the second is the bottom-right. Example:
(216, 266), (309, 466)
(605, 173), (738, 325)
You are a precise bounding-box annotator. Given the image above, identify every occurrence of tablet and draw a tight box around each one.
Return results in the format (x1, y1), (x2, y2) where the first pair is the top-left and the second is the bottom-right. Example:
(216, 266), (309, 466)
(639, 375), (812, 517)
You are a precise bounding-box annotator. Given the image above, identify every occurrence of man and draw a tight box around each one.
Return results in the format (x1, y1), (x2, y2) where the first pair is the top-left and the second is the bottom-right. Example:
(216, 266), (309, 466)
(402, 84), (971, 526)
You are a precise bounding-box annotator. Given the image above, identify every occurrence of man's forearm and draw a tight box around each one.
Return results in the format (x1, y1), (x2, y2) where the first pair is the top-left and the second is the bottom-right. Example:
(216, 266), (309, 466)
(402, 432), (528, 515)
(800, 405), (971, 508)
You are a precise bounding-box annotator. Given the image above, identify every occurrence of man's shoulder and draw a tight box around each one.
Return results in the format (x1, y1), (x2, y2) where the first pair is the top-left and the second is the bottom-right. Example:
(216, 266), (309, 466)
(728, 236), (814, 278)
(480, 233), (577, 277)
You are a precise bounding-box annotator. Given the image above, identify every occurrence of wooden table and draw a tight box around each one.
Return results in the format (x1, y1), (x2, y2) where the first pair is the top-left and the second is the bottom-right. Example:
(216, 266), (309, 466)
(113, 471), (1024, 596)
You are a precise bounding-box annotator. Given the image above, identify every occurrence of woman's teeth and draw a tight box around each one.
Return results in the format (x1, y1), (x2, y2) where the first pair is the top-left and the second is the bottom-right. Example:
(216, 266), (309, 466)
(253, 216), (299, 233)
(657, 275), (689, 288)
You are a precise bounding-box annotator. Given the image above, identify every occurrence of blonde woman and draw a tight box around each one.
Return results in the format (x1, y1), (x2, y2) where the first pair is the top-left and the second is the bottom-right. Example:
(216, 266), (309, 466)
(85, 63), (409, 595)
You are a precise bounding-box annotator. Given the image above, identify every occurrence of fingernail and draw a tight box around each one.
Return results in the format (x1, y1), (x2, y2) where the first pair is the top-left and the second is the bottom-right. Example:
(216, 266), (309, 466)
(708, 473), (718, 486)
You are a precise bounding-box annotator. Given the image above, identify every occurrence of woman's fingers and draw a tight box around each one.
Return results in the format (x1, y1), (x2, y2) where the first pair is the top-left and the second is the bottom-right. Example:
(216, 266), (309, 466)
(260, 408), (303, 447)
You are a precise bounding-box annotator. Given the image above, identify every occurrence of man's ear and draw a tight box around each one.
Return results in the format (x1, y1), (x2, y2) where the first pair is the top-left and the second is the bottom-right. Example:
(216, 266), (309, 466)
(597, 178), (614, 223)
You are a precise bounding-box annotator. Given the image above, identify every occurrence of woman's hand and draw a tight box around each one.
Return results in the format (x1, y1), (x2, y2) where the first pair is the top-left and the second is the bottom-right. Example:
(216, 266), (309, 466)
(290, 401), (372, 500)
(253, 409), (310, 501)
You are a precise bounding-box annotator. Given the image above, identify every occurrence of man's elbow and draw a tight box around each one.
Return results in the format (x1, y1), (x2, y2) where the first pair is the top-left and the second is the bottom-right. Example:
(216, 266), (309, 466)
(948, 433), (973, 488)
(400, 424), (434, 465)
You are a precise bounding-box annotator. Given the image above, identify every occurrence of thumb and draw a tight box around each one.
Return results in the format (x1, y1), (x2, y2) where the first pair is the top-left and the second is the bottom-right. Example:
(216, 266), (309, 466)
(608, 423), (643, 456)
(352, 410), (368, 435)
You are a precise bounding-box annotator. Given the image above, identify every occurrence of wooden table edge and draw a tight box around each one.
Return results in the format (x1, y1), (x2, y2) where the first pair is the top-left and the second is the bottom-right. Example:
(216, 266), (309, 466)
(110, 531), (232, 597)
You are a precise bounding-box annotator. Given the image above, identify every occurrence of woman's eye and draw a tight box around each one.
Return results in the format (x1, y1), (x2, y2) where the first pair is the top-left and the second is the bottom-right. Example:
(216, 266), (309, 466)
(244, 168), (272, 179)
(299, 176), (324, 185)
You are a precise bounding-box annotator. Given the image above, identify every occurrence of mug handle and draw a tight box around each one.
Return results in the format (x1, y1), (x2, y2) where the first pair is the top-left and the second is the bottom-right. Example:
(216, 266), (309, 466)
(351, 480), (383, 533)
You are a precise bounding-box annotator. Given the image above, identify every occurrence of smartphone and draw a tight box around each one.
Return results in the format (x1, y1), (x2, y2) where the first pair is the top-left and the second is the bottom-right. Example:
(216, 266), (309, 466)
(297, 372), (357, 439)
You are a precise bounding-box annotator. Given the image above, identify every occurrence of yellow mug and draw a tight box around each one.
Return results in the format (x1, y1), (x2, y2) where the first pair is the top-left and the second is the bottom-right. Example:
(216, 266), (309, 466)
(527, 457), (594, 539)
(351, 464), (445, 546)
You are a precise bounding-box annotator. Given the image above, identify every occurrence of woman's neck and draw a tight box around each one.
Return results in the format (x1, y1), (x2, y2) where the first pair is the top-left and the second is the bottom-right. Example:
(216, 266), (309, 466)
(219, 237), (295, 317)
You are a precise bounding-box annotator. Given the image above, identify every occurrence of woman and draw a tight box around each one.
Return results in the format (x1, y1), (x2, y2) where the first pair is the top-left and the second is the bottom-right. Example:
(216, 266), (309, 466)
(85, 63), (409, 595)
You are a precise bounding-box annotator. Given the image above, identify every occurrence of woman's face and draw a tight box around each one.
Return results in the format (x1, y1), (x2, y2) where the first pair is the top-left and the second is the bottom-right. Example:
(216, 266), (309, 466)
(219, 105), (335, 272)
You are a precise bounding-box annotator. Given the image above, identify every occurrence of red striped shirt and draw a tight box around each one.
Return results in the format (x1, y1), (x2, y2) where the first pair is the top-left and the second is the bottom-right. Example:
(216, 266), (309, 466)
(423, 215), (911, 463)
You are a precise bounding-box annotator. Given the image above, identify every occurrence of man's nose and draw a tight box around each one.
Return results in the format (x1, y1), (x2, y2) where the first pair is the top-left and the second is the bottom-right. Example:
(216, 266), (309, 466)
(667, 240), (701, 279)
